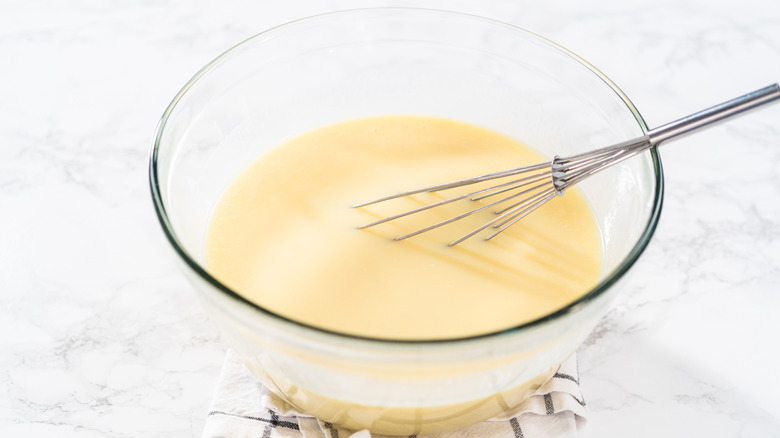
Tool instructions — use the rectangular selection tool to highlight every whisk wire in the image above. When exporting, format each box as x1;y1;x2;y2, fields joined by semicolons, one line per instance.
493;181;554;215
352;162;550;208
357;168;553;229
470;169;551;201
485;190;557;240
393;177;555;242
448;188;557;246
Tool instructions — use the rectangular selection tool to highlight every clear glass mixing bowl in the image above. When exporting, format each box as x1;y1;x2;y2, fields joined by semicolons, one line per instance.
149;8;662;435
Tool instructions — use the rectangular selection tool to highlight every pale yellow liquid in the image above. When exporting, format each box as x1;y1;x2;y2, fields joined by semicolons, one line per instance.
205;116;602;434
206;115;601;340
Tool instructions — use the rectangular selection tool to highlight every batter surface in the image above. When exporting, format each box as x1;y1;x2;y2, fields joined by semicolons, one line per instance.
206;116;601;340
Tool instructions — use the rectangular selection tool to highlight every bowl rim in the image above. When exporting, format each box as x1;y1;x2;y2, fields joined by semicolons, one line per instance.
148;7;664;345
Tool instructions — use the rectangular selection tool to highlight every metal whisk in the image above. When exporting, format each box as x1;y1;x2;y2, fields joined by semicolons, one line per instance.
354;83;780;246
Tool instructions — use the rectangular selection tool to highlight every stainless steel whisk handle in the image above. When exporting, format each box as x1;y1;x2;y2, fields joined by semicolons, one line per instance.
550;83;780;196
649;83;780;145
356;83;780;245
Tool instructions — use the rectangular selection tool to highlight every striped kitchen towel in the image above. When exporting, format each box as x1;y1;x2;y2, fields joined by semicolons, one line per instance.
203;349;587;438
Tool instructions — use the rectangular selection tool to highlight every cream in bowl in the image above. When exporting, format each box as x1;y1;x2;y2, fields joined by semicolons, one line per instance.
149;8;662;435
206;115;602;340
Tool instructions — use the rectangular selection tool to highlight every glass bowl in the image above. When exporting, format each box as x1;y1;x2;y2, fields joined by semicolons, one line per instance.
149;8;662;435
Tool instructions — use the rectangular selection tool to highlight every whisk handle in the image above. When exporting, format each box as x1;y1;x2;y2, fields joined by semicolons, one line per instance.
648;83;780;145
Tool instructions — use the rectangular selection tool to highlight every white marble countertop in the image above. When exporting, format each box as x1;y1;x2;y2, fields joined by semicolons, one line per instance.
2;0;779;436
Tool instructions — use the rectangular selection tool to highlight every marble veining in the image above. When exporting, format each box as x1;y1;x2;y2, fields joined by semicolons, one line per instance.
1;0;779;436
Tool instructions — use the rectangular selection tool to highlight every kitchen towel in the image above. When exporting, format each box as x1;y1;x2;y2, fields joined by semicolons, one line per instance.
203;349;587;438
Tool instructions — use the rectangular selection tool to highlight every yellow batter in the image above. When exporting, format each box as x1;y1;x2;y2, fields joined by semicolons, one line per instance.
206;116;601;340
